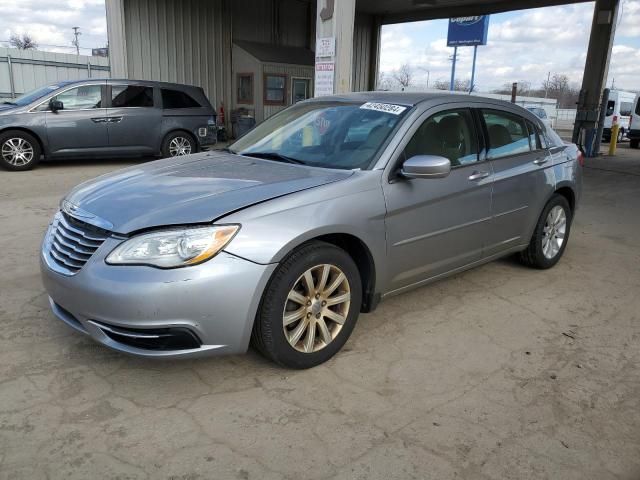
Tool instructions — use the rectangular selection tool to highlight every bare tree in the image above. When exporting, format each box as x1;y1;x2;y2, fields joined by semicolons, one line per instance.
433;78;471;92
9;33;38;50
392;64;414;88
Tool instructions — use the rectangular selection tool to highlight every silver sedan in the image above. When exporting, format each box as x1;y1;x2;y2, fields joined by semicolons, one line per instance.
41;92;582;368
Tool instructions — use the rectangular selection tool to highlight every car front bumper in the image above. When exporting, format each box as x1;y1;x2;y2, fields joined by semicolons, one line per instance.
40;229;277;359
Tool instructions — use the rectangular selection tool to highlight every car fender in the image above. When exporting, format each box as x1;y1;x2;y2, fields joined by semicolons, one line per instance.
218;170;389;293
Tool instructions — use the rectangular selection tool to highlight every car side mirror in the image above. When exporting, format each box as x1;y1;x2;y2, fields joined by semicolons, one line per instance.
50;100;64;112
400;155;451;179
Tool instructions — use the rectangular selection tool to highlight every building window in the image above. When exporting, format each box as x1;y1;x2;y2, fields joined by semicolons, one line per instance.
237;73;253;104
264;74;286;105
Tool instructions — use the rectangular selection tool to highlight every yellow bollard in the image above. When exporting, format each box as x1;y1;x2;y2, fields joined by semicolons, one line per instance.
608;124;620;156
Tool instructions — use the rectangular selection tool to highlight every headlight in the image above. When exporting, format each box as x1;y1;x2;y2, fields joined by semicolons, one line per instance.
106;225;239;268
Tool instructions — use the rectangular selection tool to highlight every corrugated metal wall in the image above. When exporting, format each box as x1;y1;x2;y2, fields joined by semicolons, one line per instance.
233;0;314;48
352;12;378;92
0;47;110;100
121;0;232;112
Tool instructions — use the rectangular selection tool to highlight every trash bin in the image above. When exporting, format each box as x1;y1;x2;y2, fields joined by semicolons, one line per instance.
235;116;256;139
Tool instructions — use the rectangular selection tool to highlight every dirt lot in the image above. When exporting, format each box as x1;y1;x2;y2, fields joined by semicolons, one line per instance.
1;145;639;480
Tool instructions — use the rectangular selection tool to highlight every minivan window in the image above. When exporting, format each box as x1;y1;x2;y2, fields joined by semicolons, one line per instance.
482;110;531;159
161;89;201;109
111;85;154;108
404;109;478;167
52;85;103;111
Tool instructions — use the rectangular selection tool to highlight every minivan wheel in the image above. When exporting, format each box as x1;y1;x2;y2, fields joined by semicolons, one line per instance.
162;132;196;158
519;194;572;269
251;241;362;369
0;131;41;171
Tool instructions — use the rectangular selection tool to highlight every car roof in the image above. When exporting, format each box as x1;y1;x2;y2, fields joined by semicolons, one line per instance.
56;78;201;90
304;90;529;110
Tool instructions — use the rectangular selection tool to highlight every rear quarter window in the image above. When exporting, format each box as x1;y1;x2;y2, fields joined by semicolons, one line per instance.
161;89;201;109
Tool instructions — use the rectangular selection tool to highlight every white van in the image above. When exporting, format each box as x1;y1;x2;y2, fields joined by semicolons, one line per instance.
629;93;639;149
602;90;636;143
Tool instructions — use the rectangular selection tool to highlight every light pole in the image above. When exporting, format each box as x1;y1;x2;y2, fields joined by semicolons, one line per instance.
72;27;81;55
417;67;430;89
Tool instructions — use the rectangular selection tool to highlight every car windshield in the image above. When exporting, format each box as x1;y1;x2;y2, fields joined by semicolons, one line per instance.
229;101;411;170
5;84;65;107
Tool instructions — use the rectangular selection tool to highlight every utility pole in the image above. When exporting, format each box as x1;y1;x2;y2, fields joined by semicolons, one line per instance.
544;71;550;98
72;27;81;55
469;45;478;93
449;47;458;91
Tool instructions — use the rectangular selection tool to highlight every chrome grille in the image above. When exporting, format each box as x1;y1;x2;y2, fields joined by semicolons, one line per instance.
46;212;110;275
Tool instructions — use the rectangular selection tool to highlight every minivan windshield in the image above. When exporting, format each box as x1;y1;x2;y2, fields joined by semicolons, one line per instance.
229;101;410;170
3;83;68;107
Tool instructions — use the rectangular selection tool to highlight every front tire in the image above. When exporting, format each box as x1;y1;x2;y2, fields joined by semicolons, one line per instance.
519;194;572;269
0;131;41;171
251;241;362;369
161;131;197;158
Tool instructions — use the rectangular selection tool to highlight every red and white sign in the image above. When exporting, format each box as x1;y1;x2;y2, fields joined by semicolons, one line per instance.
314;62;335;97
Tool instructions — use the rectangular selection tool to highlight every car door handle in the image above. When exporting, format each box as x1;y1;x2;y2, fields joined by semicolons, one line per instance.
107;116;123;123
468;171;490;181
533;157;549;165
91;117;108;123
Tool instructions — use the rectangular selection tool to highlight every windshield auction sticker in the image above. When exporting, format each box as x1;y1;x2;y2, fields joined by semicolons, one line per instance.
359;102;407;115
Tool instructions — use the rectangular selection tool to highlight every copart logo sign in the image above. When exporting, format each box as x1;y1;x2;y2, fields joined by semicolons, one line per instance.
451;16;483;26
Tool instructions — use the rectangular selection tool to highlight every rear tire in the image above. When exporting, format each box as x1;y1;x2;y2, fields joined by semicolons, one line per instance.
0;130;41;171
161;131;197;158
631;139;639;149
519;194;572;269
251;241;362;369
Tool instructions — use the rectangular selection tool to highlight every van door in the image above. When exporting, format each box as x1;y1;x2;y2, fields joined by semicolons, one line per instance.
105;84;161;155
44;83;109;157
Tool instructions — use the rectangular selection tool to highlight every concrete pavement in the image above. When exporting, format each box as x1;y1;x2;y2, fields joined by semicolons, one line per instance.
1;147;639;479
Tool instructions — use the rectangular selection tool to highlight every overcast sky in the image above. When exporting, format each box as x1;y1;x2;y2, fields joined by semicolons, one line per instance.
0;0;638;93
0;0;107;55
380;1;640;92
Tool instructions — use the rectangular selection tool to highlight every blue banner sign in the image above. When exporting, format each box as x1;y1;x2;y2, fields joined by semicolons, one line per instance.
447;16;490;47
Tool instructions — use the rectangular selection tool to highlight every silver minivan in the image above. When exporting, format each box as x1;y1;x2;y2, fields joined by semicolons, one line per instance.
0;79;217;171
41;92;583;368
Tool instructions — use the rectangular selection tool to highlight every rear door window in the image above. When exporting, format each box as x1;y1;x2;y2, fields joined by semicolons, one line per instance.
111;85;154;108
482;110;531;159
161;89;201;109
620;102;633;117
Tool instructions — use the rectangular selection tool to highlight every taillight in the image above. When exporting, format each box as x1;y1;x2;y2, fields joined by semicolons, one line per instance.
577;150;584;167
613;115;618;125
630;116;633;128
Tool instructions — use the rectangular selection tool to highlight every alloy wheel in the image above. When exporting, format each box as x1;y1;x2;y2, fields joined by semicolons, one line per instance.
282;264;351;353
542;205;567;259
168;136;192;156
1;138;34;167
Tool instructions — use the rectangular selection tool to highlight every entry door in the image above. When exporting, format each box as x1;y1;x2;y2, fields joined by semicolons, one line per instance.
383;108;493;292
105;84;162;155
291;78;311;104
45;83;109;157
480;109;555;256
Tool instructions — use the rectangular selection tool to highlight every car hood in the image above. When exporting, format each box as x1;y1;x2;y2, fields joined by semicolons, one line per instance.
0;103;20;113
64;151;353;234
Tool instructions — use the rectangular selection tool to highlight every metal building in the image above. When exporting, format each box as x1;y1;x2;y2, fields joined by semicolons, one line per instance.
106;0;619;141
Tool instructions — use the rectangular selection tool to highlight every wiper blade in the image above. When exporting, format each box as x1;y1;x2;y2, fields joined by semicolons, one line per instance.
240;151;306;165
